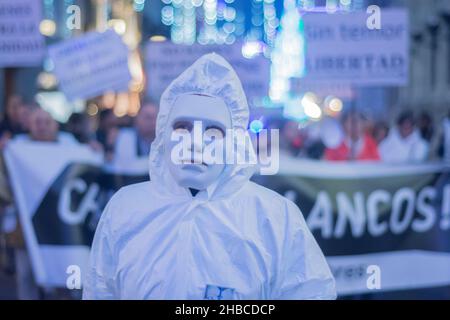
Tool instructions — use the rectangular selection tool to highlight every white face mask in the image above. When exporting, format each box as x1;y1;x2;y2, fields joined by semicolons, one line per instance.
164;94;232;191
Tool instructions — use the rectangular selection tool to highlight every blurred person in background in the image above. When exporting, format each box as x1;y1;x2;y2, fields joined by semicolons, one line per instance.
95;109;118;162
0;97;34;288
417;111;439;160
372;121;390;145
324;110;380;161
28;108;60;143
302;124;326;160
280;120;303;157
0;95;28;138
0;96;30;151
379;111;429;163
112;100;158;168
65;112;94;144
437;110;450;161
22;108;78;144
418;111;434;143
65;112;103;152
0;96;31;204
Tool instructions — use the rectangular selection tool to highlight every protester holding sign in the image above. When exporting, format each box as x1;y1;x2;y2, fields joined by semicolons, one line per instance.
83;53;336;300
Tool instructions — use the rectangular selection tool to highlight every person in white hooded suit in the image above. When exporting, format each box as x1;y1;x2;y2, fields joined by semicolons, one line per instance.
83;53;336;300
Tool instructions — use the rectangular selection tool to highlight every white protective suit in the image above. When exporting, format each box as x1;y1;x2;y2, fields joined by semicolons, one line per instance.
83;53;336;300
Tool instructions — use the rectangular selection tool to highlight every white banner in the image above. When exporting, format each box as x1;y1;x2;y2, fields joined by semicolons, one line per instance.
146;42;270;106
329;250;450;295
4;140;102;287
0;0;45;67
299;9;409;86
48;29;132;101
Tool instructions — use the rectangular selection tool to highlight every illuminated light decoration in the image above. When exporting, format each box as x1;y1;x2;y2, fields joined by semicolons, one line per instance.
223;6;236;22
114;93;130;118
328;97;343;112
198;0;218;44
87;103;99;116
225;34;236;44
250;119;264;134
35;92;84;123
37;72;58;90
133;0;146;12
302;93;322;120
300;0;357;13
108;19;127;35
128;51;145;92
300;0;315;11
248;0;264;42
326;0;338;13
323;96;343;117
223;22;235;34
283;97;307;122
102;92;116;109
234;11;246;37
269;0;306;103
182;0;196;45
44;0;55;20
339;0;352;11
40;19;56;37
217;2;225;20
262;0;278;53
217;1;235;45
150;35;167;42
170;0;197;45
242;41;263;59
43;58;55;72
42;0;55;37
161;6;174;25
192;0;204;7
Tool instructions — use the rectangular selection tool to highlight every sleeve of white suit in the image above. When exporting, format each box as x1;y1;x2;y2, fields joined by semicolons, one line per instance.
271;200;337;300
82;201;117;300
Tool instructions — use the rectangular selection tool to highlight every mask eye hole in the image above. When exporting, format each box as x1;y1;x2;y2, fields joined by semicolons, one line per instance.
173;121;193;132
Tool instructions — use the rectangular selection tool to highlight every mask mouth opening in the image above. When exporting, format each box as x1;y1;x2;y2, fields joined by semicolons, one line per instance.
181;159;209;167
191;93;213;97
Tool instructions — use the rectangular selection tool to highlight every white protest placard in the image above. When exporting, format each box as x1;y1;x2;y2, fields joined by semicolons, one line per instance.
0;0;45;67
49;29;131;101
146;42;270;106
300;9;409;86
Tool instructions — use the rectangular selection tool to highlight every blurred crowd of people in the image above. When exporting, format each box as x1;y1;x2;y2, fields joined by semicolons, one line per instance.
0;95;448;188
0;94;159;166
278;108;449;164
0;95;447;182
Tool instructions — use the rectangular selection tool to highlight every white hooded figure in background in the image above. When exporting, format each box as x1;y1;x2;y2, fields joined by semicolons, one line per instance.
83;53;336;300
